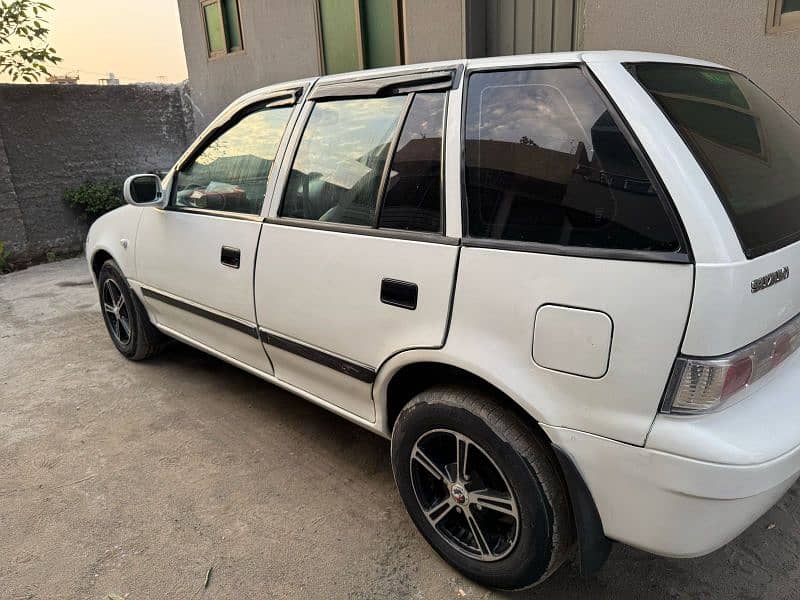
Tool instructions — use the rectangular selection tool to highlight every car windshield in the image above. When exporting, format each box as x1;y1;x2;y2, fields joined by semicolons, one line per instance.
632;63;800;258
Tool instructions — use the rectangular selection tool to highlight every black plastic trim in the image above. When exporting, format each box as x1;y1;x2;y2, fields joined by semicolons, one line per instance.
309;69;455;101
263;217;461;245
552;445;612;576
141;287;258;338
260;329;376;383
380;278;418;310
462;237;690;264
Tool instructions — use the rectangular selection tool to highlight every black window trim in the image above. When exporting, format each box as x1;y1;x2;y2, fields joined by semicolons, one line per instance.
167;87;302;221
459;62;693;265
309;67;458;101
273;73;456;244
626;61;800;259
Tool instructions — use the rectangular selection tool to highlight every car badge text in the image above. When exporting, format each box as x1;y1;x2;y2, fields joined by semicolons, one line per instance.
751;266;790;293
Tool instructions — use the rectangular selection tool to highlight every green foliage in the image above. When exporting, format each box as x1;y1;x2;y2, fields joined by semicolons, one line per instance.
64;180;123;222
0;1;61;82
0;240;11;272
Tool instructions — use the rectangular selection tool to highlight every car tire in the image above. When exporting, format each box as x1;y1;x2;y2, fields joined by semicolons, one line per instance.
98;259;165;361
391;385;573;590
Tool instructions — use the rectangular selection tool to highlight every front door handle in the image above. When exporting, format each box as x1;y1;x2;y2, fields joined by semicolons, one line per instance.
221;246;241;269
381;278;418;310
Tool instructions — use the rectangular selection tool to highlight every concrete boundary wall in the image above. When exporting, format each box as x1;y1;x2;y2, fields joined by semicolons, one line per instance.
0;83;195;267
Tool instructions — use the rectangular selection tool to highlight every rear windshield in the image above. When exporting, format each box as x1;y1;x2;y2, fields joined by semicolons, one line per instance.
632;63;800;258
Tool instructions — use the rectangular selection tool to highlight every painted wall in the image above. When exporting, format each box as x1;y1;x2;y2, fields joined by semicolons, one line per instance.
582;0;800;119
402;0;464;63
177;0;322;130
0;84;194;267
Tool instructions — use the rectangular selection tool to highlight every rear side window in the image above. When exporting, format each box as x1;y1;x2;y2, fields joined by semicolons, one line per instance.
464;67;681;253
378;93;445;232
633;63;800;258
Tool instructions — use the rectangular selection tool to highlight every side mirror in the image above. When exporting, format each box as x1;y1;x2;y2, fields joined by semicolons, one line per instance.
123;174;165;207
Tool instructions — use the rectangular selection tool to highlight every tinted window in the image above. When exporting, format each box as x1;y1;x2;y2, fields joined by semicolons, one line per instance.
464;68;680;252
281;96;406;226
175;106;292;215
634;63;800;258
378;93;445;232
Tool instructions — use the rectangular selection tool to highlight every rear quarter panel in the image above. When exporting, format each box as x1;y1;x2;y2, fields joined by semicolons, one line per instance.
444;248;693;445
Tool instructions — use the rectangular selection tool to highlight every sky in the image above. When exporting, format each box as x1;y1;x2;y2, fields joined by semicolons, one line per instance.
1;0;188;84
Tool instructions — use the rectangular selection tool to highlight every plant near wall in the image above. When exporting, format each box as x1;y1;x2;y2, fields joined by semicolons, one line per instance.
64;181;123;222
0;240;11;273
0;0;61;82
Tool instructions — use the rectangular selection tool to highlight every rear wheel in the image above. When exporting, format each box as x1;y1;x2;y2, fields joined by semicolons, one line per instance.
391;385;573;590
98;259;165;360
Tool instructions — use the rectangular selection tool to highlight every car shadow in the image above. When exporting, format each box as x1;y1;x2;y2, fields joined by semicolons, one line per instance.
150;341;800;600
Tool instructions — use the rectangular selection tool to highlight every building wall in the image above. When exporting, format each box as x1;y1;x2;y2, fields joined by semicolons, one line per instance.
178;0;322;130
582;0;800;119
402;0;465;63
0;84;194;267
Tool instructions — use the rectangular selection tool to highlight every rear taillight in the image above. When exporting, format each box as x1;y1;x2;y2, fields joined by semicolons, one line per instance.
662;313;800;415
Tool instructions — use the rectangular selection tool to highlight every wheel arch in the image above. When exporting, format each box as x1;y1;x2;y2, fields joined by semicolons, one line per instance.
374;350;548;441
374;350;612;574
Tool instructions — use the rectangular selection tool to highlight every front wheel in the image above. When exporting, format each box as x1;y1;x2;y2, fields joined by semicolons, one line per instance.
391;385;573;590
98;259;165;360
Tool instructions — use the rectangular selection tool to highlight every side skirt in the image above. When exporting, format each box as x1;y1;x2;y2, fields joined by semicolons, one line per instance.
152;322;388;439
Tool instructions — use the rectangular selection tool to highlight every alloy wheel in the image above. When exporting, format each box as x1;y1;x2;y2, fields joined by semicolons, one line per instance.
102;278;131;345
409;428;520;561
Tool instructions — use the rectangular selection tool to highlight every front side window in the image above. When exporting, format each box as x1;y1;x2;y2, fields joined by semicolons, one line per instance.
174;106;292;215
202;0;243;57
633;63;800;258
464;67;680;253
281;96;407;226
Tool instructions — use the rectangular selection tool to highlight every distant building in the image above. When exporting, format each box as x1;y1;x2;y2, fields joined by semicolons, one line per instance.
46;72;79;85
177;0;800;130
98;73;120;85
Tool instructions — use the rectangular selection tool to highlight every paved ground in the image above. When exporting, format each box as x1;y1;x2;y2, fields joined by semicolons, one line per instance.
2;258;800;599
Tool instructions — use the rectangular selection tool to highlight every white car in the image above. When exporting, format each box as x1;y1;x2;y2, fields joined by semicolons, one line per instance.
85;51;800;589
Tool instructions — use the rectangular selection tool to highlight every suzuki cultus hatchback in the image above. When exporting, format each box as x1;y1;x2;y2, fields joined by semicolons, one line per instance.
86;52;800;589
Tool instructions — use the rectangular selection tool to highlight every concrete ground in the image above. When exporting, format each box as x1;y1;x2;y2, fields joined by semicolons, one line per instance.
2;258;800;600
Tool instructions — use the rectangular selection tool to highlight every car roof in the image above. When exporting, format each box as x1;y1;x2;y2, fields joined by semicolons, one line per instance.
212;50;728;132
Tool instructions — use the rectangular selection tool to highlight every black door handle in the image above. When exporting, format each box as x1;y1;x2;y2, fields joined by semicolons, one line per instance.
221;246;241;269
381;278;418;310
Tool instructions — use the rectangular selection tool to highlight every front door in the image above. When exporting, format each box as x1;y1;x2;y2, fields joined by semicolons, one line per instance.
255;76;459;421
136;98;296;372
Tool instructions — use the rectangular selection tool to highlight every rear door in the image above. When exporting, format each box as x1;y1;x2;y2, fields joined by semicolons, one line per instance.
135;90;300;371
255;70;460;421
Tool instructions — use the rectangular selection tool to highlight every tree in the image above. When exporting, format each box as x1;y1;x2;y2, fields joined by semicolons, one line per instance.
0;1;61;82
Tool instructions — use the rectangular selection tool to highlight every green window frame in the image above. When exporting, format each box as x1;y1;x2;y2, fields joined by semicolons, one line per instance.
768;0;800;33
315;0;404;75
201;0;244;58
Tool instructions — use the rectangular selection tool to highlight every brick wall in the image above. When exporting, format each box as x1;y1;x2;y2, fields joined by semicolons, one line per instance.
0;83;194;267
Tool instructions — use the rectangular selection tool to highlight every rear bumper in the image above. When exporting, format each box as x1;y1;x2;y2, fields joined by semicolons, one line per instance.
542;424;800;557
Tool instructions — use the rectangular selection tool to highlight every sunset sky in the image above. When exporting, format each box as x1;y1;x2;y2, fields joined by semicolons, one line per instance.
1;0;188;84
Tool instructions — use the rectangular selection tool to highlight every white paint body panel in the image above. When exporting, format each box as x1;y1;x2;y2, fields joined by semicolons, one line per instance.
255;223;458;418
445;248;692;445
85;205;144;284
83;52;800;561
135;208;269;371
532;305;613;378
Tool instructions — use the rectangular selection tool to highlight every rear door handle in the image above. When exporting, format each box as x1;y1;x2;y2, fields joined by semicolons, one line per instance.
221;246;241;269
381;278;418;310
